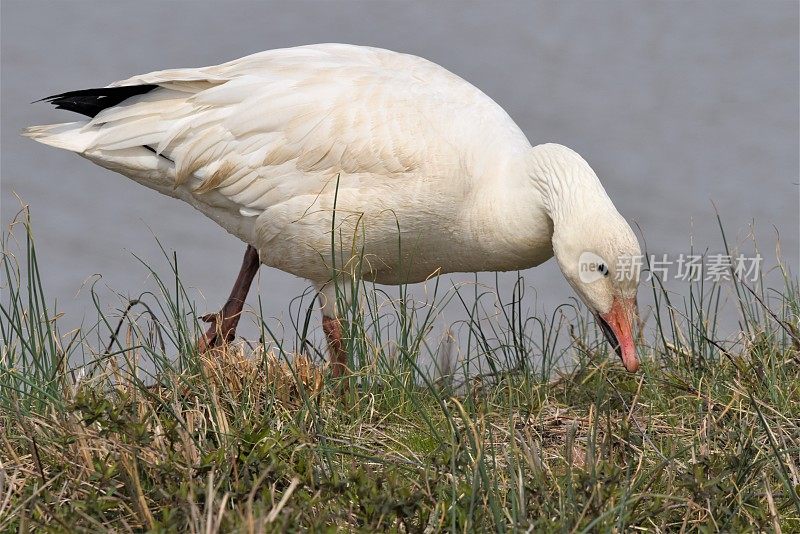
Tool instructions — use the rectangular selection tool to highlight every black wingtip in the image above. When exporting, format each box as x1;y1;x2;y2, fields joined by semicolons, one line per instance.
35;85;158;118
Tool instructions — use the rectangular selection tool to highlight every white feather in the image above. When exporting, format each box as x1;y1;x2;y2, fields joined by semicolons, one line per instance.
24;44;639;307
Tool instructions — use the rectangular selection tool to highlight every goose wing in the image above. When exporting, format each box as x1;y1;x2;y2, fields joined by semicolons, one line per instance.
64;44;521;217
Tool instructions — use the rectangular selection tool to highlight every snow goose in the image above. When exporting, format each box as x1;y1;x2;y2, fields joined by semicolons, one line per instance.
24;43;642;375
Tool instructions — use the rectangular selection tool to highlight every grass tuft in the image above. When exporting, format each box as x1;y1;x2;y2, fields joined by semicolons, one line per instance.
1;207;798;532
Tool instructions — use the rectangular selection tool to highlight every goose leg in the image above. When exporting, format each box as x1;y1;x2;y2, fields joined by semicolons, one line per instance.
322;315;348;377
198;245;260;352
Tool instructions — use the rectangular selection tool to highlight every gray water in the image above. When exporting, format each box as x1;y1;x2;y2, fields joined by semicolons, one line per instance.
1;1;798;366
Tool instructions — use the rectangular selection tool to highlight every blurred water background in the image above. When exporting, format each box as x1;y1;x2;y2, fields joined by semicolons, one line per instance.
2;1;797;370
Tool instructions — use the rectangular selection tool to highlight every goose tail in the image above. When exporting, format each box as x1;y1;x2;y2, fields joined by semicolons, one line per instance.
24;85;159;153
23;122;95;153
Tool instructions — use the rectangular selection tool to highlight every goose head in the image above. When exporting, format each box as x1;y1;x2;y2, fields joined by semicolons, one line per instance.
530;144;642;372
553;214;642;373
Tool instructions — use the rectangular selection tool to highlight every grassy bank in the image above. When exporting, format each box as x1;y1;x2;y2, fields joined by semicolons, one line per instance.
1;210;799;532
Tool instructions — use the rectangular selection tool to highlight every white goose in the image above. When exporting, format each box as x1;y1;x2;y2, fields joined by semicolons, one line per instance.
25;44;642;375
